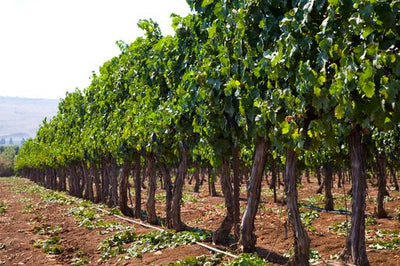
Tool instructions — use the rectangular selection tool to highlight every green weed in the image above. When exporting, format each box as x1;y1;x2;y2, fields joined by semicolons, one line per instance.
368;230;400;250
33;236;63;254
182;193;199;204
226;253;269;265
32;224;62;236
283;248;321;264
40;190;74;205
99;230;210;260
70;250;89;265
328;220;350;236
300;209;320;232
0;201;7;214
365;216;377;226
305;194;325;207
167;254;223;266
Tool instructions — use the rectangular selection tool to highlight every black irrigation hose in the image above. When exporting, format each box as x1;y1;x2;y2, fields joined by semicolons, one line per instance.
301;204;400;221
301;204;351;215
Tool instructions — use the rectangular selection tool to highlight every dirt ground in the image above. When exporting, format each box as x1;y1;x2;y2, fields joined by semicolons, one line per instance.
0;176;399;265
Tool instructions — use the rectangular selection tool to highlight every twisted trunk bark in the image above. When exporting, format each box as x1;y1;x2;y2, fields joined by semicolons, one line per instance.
193;164;200;193
134;153;142;219
91;163;102;203
389;166;399;191
286;149;310;266
101;159;110;203
340;125;369;266
240;137;268;252
324;162;334;211
119;160;133;216
375;152;388;218
316;167;322;186
208;165;217;197
109;158;119;207
232;145;241;243
213;156;234;245
146;154;158;224
159;162;173;228
171;146;188;231
269;154;277;203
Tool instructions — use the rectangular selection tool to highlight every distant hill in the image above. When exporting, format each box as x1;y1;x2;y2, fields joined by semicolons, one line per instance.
0;96;59;145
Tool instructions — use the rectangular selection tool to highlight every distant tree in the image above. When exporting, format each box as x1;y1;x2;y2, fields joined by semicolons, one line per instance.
0;146;17;176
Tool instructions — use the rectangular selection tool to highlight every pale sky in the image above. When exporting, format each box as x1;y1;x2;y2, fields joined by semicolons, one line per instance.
0;0;190;99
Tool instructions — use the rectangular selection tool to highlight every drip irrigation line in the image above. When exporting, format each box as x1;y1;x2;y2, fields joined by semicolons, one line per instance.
301;204;351;215
113;214;164;232
95;207;238;259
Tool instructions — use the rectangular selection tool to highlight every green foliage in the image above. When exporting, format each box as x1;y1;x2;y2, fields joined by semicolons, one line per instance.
108;207;122;215
365;216;377;226
155;192;166;203
309;249;321;263
328;220;350;236
40;190;75;205
99;230;210;260
167;254;223;266
98;231;137;259
12;2;400;264
69;206;98;220
330;216;377;236
33;236;63;254
15;0;400;194
383;195;395;203
182;193;199;204
226;253;269;266
368;230;400;250
300;209;320;232
70;250;89;265
303;194;325;208
22;203;43;214
0;201;7;214
126;230;209;259
0;146;17;176
32;224;62;236
284;248;321;263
